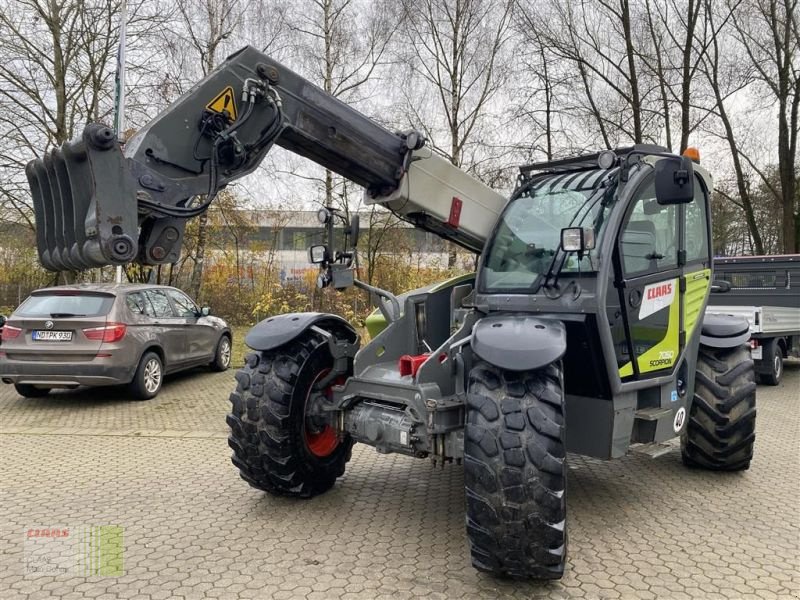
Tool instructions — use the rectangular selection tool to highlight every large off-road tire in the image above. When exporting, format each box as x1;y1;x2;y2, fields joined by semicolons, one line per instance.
226;330;353;498
464;360;567;580
757;338;783;386
681;345;756;471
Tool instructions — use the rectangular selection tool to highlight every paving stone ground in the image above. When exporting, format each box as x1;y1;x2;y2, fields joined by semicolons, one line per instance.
0;362;797;599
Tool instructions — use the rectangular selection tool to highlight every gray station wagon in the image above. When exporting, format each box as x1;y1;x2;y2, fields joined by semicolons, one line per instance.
0;284;231;399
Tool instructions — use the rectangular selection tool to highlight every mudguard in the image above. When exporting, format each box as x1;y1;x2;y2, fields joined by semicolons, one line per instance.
245;312;357;352
471;315;566;372
700;313;751;348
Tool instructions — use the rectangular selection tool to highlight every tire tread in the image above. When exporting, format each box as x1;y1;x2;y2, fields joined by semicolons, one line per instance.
226;331;352;497
464;361;567;580
681;345;756;471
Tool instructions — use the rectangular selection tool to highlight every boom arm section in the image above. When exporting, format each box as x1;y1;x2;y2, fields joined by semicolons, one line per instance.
26;45;505;271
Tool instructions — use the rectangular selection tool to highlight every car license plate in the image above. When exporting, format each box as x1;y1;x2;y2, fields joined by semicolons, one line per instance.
32;330;73;341
751;346;762;360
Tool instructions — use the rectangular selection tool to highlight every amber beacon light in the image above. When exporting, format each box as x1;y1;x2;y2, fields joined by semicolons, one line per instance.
683;147;701;163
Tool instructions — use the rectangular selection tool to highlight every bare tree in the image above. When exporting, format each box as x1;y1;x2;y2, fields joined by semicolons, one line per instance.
399;0;513;265
164;0;245;298
730;0;800;252
698;0;765;253
639;0;707;151
530;0;651;147
0;0;164;232
286;0;398;217
400;0;513;166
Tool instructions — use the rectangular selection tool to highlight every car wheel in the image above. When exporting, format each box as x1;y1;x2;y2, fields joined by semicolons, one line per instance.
211;335;232;372
758;339;783;386
14;383;51;398
130;352;163;400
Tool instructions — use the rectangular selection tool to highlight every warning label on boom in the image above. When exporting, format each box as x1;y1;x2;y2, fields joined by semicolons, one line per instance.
206;86;237;120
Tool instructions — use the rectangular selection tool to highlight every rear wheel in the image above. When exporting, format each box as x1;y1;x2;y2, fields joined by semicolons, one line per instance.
226;330;353;498
464;361;567;579
14;383;51;398
757;339;782;386
129;352;163;400
681;345;756;471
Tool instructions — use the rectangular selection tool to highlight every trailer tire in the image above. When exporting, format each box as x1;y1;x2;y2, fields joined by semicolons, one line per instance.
681;345;756;471
757;338;782;386
464;361;567;580
226;330;353;498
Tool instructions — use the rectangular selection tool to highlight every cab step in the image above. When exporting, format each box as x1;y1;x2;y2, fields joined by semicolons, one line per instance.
630;442;677;458
634;407;672;421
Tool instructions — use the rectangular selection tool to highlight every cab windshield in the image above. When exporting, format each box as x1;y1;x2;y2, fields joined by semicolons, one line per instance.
481;168;616;292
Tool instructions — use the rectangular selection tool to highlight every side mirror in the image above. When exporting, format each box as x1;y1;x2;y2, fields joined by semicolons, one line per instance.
308;244;329;264
200;306;211;317
710;280;731;294
561;227;596;253
655;156;694;205
0;315;6;328
347;214;360;248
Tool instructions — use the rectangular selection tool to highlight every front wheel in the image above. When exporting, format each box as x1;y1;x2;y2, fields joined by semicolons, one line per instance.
681;345;756;471
226;330;353;498
210;334;232;372
464;361;567;580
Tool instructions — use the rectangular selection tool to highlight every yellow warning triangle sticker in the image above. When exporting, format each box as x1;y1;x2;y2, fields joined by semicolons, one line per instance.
206;86;237;120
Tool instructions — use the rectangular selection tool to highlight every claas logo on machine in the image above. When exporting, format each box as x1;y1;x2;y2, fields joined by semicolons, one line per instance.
646;282;673;300
206;86;237;120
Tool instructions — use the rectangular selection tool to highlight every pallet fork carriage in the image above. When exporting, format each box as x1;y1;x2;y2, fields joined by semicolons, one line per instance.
26;46;756;579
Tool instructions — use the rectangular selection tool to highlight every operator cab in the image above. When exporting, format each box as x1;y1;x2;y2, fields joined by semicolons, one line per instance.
476;147;713;393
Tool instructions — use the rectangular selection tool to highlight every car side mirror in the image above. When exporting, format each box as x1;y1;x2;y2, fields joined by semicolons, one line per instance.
0;315;6;328
655;156;694;205
200;306;211;317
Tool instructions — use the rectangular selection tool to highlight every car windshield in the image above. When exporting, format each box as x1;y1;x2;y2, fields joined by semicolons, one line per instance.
15;293;114;317
481;168;616;292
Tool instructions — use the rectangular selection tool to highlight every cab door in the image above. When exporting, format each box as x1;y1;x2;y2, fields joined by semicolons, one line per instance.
613;176;683;380
681;179;712;346
612;171;712;381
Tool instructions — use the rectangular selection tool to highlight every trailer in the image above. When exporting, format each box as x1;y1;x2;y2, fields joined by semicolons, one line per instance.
707;255;800;385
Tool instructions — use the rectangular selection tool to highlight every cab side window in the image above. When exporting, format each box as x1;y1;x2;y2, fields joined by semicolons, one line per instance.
145;290;175;318
620;180;678;275
684;178;710;264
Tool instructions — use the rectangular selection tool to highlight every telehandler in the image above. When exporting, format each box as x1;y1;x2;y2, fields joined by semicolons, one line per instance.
26;46;756;579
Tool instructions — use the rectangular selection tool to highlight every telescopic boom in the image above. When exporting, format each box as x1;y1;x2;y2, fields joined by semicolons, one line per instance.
26;46;506;271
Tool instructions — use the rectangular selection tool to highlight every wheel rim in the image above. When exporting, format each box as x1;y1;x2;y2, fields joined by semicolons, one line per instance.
304;369;342;458
774;354;782;379
220;339;231;367
143;358;162;393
